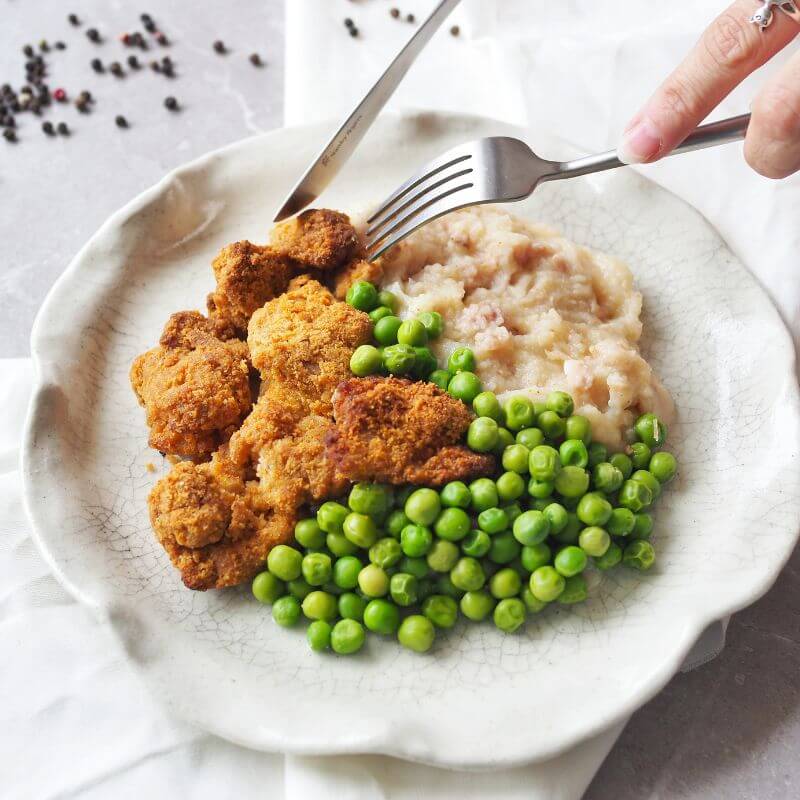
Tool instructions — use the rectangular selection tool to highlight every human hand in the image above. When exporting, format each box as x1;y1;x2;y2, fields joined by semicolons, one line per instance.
618;0;800;178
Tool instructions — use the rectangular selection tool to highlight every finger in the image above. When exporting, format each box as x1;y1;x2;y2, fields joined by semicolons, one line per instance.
618;0;799;164
745;47;800;177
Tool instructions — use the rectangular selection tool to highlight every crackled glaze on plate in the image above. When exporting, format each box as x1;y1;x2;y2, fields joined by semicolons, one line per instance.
21;113;800;769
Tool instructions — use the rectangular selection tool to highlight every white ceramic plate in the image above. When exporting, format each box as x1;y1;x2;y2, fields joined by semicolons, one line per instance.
22;112;800;769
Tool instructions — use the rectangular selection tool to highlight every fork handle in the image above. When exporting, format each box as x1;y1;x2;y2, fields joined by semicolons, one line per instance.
551;113;751;180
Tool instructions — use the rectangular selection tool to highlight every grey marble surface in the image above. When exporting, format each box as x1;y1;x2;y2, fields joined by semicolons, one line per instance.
2;2;798;798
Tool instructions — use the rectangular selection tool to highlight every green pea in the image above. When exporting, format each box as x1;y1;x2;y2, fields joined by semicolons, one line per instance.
267;544;302;581
543;502;569;534
390;572;419;606
564;415;591;445
397;615;435;652
513;510;550;546
472;391;503;421
528;475;556;498
502;502;523;524
576;492;613;526
537;410;566;440
373;315;403;346
494;427;515;454
607;507;636;537
440;480;471;509
520;542;551;573
632;513;654;540
557;439;587;470
461;529;491;558
426;539;460;573
529;445;561;482
503;396;536;431
412;346;438;379
363;599;401;635
554;465;589;499
631;469;661;501
618;479;653;513
467;416;499;453
448;371;482;403
516;427;544;449
450;557;486;592
623;540;656;571
400;524;433;557
488;530;521;564
383;343;417;375
478;507;509;534
358;564;390;597
629;442;651;469
252;571;285;604
349;344;381;376
447;346;476;373
493;598;527;633
397;319;428;347
326;531;359;557
301;590;338;621
338;591;367;621
317;501;349;534
593;462;624;494
546;390;574;417
489;567;522;599
349;482;392;518
649;451;677;483
343;512;379;548
306;620;332;652
502;443;530;474
423;594;458;628
416;310;443;338
369;537;403;569
386;509;410;538
635;412;667;449
558;574;588;604
435;507;471;541
554;545;587;577
332;555;362;589
294;518;325;549
272;595;301;627
530;566;566;602
331;618;366;655
460;590;496;622
405;488;441;526
287;577;313;600
346;280;379;311
496;471;526;502
595;542;622;570
520;586;548;614
428;369;451;391
587;442;608;468
553;512;583;545
302;552;332;586
369;305;393;323
469;478;499;512
609;452;633;478
378;289;399;312
399;555;429;579
578;526;611;557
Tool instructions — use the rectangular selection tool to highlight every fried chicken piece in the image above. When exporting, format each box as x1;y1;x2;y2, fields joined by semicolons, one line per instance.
329;257;384;301
271;208;360;270
247;277;373;417
131;311;253;462
148;450;295;590
326;377;496;486
206;241;296;336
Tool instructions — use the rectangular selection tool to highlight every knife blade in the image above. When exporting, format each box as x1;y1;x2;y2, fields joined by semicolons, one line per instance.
273;0;462;222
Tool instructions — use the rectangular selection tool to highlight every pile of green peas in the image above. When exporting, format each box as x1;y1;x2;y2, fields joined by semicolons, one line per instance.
251;390;677;654
345;280;485;402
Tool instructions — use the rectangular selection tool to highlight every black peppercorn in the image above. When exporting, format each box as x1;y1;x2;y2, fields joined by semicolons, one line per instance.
164;96;179;111
128;55;140;69
109;62;124;77
39;40;50;52
156;32;169;46
91;58;104;73
87;28;101;43
55;41;66;50
344;18;355;28
115;115;128;128
450;25;460;36
349;27;359;37
68;13;80;26
23;44;34;57
57;121;69;135
213;40;226;54
3;128;17;142
390;8;400;19
407;14;415;23
249;53;263;66
42;121;55;135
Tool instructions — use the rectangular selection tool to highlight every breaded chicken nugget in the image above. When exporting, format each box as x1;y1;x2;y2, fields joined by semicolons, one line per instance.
271;208;360;270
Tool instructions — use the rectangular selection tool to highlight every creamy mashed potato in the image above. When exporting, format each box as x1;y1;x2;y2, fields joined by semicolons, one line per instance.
380;206;674;450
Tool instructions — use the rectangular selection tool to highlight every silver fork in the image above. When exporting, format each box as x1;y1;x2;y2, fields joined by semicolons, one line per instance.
365;114;751;261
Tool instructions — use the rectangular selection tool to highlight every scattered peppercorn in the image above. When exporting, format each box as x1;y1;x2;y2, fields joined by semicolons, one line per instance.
127;54;140;69
150;59;162;73
3;128;17;142
213;40;226;54
450;25;460;36
55;41;66;50
144;19;156;33
164;96;179;111
407;13;415;23
349;27;359;37
68;13;80;26
156;32;169;46
78;90;92;104
344;18;355;29
115;115;128;128
91;58;104;73
249;52;263;66
23;44;34;57
121;32;132;46
390;8;400;18
140;13;153;24
42;121;55;135
109;61;124;77
39;40;50;52
54;88;67;102
57;122;69;135
87;28;101;43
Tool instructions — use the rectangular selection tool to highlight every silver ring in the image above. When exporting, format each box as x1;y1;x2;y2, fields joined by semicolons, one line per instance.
750;0;800;31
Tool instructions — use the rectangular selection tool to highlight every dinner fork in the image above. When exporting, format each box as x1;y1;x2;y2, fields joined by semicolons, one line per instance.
365;113;751;260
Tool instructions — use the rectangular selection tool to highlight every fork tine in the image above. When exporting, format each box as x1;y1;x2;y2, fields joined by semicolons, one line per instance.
366;143;474;225
366;185;481;261
366;165;474;238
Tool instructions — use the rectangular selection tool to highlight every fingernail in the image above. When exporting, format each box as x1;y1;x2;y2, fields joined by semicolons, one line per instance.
617;116;662;164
